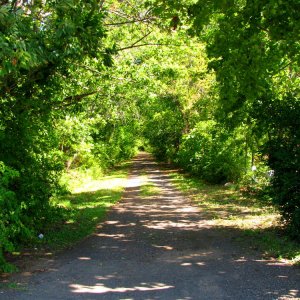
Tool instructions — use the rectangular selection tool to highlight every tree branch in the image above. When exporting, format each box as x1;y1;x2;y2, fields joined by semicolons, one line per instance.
55;90;102;109
115;31;159;52
116;43;180;51
99;0;105;11
108;9;134;20
131;31;152;47
104;17;155;26
64;91;99;102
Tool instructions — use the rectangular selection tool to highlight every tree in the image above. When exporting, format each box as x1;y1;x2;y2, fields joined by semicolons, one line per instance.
187;0;300;235
0;0;111;269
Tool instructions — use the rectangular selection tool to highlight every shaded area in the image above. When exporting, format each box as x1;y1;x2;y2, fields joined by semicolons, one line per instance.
1;153;299;299
169;169;300;262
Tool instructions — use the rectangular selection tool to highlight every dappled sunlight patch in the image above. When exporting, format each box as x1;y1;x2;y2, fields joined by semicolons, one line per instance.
105;221;120;225
125;175;146;188
177;253;213;260
161;252;213;267
96;233;126;239
152;245;173;251
170;172;280;230
233;257;248;263
94;275;117;281
137;172;162;197
174;207;199;213
73;178;126;193
252;258;300;269
278;289;300;300
114;222;137;228
214;213;280;230
143;219;211;230
181;262;192;266
288;290;300;298
70;282;175;294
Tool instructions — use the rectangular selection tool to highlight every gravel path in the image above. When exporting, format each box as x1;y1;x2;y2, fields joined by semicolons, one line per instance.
1;153;299;300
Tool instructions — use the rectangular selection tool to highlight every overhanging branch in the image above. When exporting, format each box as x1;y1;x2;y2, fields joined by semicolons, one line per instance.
104;17;155;26
54;90;103;109
116;43;179;51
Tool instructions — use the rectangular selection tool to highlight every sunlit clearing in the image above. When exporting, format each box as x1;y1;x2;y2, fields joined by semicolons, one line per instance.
70;282;175;294
73;178;126;193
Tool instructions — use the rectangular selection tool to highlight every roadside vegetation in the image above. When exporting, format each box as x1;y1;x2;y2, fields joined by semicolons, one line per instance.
2;163;130;273
140;181;161;198
169;171;300;265
0;0;299;272
45;162;130;251
139;171;161;198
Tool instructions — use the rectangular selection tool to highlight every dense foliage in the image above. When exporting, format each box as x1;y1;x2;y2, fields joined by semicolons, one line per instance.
0;0;299;271
0;0;140;271
189;0;300;237
148;0;299;237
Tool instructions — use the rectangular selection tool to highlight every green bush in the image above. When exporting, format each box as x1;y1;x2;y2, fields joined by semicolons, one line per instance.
239;161;272;192
177;121;246;183
266;134;300;238
0;162;27;272
143;95;185;161
261;95;300;239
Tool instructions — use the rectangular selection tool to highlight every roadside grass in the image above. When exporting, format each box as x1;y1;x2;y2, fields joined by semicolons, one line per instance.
0;162;130;279
140;183;161;197
169;171;300;265
140;174;161;197
138;168;161;198
38;162;131;252
0;282;27;291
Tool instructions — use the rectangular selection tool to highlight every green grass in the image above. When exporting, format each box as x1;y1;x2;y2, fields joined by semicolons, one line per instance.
169;171;300;265
0;162;130;278
140;174;161;197
138;171;161;198
40;162;130;252
0;282;27;291
140;183;161;197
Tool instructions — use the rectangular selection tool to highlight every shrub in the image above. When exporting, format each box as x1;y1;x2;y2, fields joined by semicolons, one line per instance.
0;162;28;272
177;121;246;184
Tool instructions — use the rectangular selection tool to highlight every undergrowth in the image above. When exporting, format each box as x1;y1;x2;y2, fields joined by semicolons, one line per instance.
2;162;130;272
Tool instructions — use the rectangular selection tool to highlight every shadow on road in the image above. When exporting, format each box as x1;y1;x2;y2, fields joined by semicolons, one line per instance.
1;153;299;300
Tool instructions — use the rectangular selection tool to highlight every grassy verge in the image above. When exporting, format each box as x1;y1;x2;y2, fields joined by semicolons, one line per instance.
140;183;161;197
169;171;300;265
140;173;161;197
5;162;131;266
43;162;131;251
0;282;27;291
0;162;131;283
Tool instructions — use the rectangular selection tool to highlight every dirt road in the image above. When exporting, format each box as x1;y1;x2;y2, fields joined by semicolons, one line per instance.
1;153;299;299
